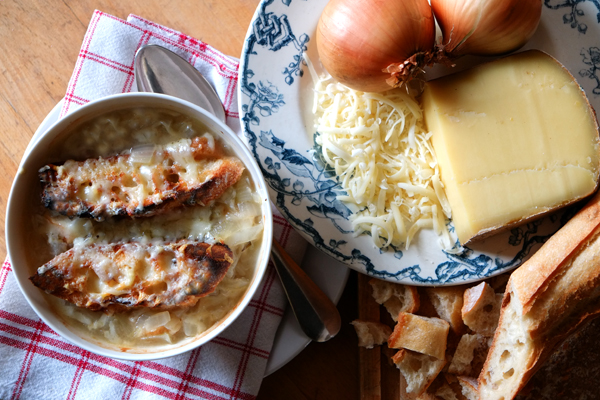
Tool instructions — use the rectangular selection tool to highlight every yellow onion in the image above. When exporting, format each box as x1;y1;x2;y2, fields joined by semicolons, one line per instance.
432;0;542;57
316;0;436;92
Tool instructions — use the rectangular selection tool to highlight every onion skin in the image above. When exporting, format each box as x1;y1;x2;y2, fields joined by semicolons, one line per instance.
316;0;436;92
432;0;542;57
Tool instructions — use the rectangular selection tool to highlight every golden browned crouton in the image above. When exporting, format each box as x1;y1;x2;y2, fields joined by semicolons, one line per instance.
40;136;244;219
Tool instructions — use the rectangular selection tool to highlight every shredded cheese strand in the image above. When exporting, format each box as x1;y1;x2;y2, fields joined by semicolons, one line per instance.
312;73;457;251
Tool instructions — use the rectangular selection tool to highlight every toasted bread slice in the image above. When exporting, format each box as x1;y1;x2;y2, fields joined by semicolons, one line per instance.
30;240;233;312
40;136;244;219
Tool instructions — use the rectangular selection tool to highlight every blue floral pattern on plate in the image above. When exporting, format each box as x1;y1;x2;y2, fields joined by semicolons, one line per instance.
238;0;600;285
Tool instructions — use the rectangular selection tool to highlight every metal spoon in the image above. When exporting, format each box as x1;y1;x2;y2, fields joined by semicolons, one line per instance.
134;44;342;342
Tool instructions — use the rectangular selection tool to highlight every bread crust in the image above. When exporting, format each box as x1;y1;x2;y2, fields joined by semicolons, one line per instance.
456;376;478;400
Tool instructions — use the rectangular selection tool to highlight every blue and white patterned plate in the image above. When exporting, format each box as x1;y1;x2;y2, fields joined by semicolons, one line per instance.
238;0;600;285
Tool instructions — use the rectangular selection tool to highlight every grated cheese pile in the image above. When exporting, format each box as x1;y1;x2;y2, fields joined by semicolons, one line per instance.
308;66;456;251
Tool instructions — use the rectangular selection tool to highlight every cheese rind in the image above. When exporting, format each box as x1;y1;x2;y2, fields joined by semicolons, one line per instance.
423;50;600;244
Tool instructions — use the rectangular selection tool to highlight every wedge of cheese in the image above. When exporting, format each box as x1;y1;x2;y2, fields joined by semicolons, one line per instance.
422;50;600;245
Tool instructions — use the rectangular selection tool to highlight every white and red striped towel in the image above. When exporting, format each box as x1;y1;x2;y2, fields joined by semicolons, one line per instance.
0;11;308;400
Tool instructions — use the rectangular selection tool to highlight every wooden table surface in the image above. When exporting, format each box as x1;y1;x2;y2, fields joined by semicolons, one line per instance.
0;1;361;399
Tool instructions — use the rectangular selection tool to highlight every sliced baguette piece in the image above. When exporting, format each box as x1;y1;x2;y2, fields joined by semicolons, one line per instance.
478;191;600;400
393;349;446;398
350;320;392;348
369;279;420;321
462;282;502;336
426;286;466;334
388;312;450;360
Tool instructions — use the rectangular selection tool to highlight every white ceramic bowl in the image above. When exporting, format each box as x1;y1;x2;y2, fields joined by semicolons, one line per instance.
5;92;273;360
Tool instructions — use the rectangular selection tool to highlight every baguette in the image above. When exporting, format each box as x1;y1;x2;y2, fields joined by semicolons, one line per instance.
478;191;600;400
435;384;459;400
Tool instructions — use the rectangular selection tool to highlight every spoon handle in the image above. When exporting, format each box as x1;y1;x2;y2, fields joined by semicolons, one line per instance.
270;239;342;342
